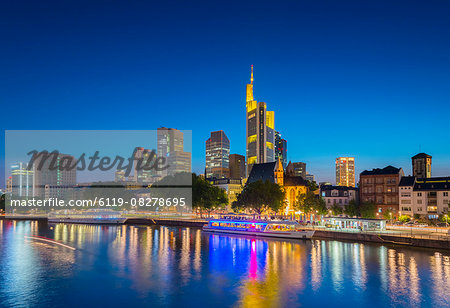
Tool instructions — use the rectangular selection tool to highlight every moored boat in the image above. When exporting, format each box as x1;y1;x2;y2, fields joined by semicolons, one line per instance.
48;209;127;224
202;219;315;239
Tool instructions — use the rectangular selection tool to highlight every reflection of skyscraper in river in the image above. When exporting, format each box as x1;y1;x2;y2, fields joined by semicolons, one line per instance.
157;127;191;177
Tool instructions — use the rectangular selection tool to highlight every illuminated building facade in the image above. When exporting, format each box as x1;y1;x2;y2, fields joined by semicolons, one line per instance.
157;127;191;176
11;162;34;197
205;131;230;179
399;176;450;219
336;157;355;187
274;131;287;170
412;153;432;178
246;65;275;176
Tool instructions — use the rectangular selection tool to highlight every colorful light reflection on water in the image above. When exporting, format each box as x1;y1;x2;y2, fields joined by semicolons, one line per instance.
1;220;450;307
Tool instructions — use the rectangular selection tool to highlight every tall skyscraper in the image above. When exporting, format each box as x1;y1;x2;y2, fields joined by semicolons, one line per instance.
31;152;77;199
274;131;287;170
133;147;157;183
157;127;191;176
246;65;275;176
205;131;230;179
11;162;34;197
412;153;432;178
336;157;355;187
229;154;246;180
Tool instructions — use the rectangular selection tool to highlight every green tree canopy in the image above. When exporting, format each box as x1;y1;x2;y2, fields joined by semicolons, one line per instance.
399;215;410;223
330;203;343;216
232;180;284;214
360;202;376;219
343;200;359;217
294;191;327;215
305;180;318;192
192;174;228;217
382;209;393;220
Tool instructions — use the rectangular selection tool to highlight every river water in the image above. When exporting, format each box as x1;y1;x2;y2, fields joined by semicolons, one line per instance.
0;220;449;307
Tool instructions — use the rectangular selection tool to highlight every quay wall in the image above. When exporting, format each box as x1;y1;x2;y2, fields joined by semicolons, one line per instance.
2;215;47;221
125;218;207;228
313;230;450;250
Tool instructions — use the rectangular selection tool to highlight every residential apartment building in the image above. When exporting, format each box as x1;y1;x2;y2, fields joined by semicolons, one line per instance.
320;185;359;208
359;165;404;215
399;176;450;219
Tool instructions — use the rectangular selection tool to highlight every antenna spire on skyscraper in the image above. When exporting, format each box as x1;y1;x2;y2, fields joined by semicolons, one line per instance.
250;65;254;85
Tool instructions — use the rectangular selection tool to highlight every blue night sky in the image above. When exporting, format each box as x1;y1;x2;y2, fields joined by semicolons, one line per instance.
1;0;450;186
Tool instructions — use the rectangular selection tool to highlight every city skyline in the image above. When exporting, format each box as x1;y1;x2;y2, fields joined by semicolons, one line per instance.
1;1;450;186
2;2;450;307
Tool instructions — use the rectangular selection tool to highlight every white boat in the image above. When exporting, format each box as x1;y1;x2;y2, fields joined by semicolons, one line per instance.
202;219;315;239
48;210;127;224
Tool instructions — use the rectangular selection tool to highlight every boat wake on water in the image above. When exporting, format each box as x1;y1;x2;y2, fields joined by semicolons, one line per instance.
24;235;77;251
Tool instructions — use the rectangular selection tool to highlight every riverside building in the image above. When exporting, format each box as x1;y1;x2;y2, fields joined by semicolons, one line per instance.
399;176;450;219
359;166;404;216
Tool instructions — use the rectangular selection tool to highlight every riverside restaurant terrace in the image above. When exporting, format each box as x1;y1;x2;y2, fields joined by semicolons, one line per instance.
320;217;387;231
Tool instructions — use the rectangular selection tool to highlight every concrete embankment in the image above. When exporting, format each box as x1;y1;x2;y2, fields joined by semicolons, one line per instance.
313;230;450;250
1;216;208;227
125;218;207;228
1;215;47;221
